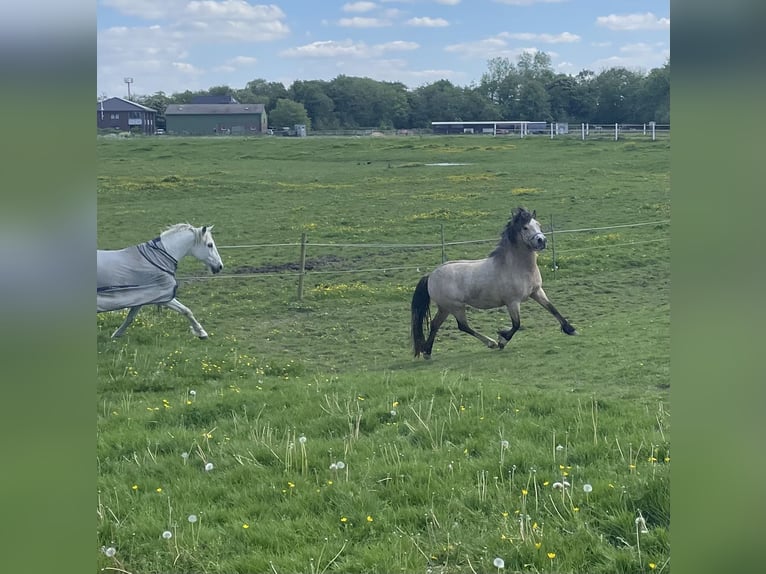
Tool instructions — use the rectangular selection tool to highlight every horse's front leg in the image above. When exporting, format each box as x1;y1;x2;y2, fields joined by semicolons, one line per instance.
530;288;577;335
497;301;521;349
163;298;209;339
111;306;142;338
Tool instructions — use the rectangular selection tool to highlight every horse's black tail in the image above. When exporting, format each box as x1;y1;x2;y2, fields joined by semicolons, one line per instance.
411;275;431;357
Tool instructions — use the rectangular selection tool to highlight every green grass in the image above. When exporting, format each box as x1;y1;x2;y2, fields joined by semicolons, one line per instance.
97;135;670;573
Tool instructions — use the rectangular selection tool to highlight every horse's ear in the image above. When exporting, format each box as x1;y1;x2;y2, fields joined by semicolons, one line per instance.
202;226;207;234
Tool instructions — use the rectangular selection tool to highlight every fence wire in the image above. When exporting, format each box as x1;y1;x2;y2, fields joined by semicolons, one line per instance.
180;219;669;282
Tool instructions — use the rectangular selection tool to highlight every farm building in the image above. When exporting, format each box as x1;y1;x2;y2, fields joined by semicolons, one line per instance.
165;102;268;135
97;97;158;134
432;121;547;135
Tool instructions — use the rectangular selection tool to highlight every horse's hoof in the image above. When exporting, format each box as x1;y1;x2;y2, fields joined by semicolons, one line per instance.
563;325;578;336
487;340;498;349
423;354;432;360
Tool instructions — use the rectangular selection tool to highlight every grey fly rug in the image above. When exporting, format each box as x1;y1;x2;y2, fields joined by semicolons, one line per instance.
97;237;178;312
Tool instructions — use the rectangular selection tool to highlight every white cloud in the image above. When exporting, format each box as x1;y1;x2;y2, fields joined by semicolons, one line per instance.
445;36;541;62
171;62;203;74
406;17;449;27
101;0;186;20
434;0;461;5
281;39;417;59
342;1;377;12
596;12;670;31
181;1;290;41
493;0;567;5
338;17;391;27
591;42;669;71
502;31;579;43
228;56;258;65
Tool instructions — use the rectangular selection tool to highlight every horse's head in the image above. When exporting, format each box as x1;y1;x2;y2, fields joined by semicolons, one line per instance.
191;225;224;274
511;207;546;251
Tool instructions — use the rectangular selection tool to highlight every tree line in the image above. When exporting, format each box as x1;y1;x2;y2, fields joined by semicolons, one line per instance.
131;52;669;132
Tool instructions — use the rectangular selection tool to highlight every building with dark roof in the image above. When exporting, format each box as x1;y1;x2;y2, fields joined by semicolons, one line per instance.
97;97;158;134
165;103;268;135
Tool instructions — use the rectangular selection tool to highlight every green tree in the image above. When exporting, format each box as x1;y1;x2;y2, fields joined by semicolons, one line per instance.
592;67;643;123
637;60;670;123
289;80;337;130
236;79;289;112
268;98;311;130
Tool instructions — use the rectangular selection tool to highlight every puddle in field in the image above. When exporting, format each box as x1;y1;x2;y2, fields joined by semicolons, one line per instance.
424;162;473;166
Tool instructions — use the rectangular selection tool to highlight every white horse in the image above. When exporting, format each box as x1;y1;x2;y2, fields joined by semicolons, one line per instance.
97;223;223;339
411;207;576;358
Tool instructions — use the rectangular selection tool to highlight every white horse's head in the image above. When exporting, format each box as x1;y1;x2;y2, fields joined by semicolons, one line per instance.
190;225;223;274
513;208;546;251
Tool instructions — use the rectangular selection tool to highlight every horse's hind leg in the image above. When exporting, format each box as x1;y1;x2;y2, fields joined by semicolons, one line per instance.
111;306;142;338
423;308;450;359
453;308;498;349
530;288;577;335
164;298;209;339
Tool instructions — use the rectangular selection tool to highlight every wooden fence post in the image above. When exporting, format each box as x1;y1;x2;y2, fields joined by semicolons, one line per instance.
297;232;307;300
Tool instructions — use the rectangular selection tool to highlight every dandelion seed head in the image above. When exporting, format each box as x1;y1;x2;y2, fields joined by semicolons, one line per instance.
205;462;214;471
103;546;116;557
162;530;172;539
299;435;307;444
336;461;346;470
181;452;189;459
552;482;563;489
556;444;564;451
390;410;397;416
188;514;197;523
583;483;593;493
189;390;196;396
493;557;505;569
329;463;337;471
500;440;509;449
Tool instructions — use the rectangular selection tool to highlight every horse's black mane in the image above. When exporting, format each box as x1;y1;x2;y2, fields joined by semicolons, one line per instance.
489;207;534;257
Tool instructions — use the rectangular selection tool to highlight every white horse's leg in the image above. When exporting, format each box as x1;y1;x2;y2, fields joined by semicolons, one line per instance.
111;306;142;338
163;298;209;339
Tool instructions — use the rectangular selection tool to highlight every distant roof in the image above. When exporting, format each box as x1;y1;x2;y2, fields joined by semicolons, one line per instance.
431;121;543;126
98;97;157;113
165;103;266;115
191;95;238;104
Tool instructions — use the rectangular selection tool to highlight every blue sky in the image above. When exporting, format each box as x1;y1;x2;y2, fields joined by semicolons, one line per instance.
97;0;669;99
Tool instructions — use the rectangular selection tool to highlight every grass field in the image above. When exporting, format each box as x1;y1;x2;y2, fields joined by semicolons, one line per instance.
97;135;670;573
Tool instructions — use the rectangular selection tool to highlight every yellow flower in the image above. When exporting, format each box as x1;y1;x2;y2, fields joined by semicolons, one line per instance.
287;481;295;489
340;516;348;523
501;511;509;518
547;552;556;559
572;506;579;512
543;481;549;486
327;480;333;485
535;542;542;549
366;515;373;522
242;523;249;529
649;563;657;570
155;487;162;493
521;489;528;496
131;484;138;491
392;401;399;407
